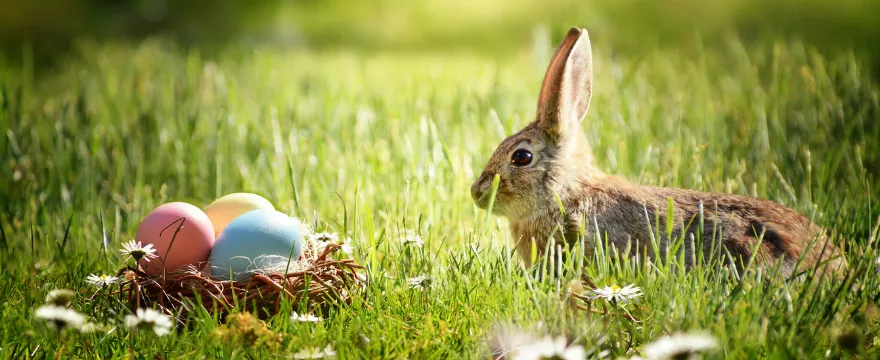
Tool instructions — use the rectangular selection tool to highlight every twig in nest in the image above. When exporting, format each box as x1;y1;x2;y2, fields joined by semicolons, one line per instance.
110;242;366;319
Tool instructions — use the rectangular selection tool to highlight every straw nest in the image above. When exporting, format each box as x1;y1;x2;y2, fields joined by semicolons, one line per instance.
112;241;365;319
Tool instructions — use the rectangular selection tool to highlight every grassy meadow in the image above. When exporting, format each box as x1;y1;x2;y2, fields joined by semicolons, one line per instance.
2;19;880;359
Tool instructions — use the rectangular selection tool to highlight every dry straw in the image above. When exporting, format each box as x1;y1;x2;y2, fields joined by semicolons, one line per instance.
112;242;365;320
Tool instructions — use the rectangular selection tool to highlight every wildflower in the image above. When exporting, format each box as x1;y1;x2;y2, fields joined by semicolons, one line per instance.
80;322;107;334
125;308;173;336
340;238;354;256
310;232;339;243
588;284;642;305
34;305;85;331
312;233;354;257
407;275;433;290
566;280;585;295
401;231;424;248
86;274;120;287
124;270;137;282
291;312;322;323
505;335;585;360
120;240;158;263
489;325;538;359
293;345;337;359
311;232;338;255
642;332;718;359
45;289;75;307
34;259;52;272
566;280;586;311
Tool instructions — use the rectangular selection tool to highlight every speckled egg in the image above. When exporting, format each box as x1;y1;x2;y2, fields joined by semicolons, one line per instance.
204;193;276;237
135;202;215;275
209;209;303;280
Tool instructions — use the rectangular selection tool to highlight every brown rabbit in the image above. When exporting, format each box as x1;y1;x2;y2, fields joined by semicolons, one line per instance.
471;27;847;279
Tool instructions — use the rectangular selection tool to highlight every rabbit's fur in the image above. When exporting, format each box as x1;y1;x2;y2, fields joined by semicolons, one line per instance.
471;27;846;278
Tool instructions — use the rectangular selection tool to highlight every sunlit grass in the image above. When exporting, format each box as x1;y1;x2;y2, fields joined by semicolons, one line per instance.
0;33;879;358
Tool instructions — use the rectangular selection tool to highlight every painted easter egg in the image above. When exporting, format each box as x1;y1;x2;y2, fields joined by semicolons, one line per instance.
204;193;275;237
209;209;303;280
135;202;215;275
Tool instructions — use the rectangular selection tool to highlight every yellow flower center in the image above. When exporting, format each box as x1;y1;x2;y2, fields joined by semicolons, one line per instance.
610;285;621;294
99;275;108;281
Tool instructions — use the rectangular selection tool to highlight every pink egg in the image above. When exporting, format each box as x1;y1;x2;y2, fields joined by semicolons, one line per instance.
135;202;215;275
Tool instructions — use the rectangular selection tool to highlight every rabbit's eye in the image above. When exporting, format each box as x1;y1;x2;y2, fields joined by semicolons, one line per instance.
510;149;533;166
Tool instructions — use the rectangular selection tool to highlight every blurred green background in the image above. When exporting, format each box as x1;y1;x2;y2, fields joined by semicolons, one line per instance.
2;0;879;65
2;2;879;358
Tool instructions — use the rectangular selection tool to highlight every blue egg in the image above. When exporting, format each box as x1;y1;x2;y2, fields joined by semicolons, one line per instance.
209;209;303;279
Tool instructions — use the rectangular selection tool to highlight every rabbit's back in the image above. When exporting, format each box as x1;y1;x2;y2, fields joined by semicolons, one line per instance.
512;175;847;277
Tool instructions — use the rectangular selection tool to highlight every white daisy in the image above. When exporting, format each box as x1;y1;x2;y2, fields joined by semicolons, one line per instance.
86;274;120;287
45;289;75;307
507;335;585;360
310;232;339;243
80;322;107;334
293;345;337;359
642;332;718;359
34;305;86;331
314;235;355;257
407;275;433;289
315;241;331;254
291;312;322;323
401;232;424;248
340;238;354;256
120;240;158;262
125;308;173;336
588;284;642;304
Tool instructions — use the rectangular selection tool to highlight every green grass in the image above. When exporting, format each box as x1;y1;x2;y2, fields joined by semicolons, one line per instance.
1;33;879;359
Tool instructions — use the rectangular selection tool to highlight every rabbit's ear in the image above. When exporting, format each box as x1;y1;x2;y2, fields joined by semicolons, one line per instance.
535;27;593;141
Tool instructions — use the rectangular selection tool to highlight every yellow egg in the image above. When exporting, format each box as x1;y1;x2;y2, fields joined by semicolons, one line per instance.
204;193;275;237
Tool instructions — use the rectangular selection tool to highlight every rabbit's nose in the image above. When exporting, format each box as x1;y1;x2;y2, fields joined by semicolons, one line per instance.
471;176;491;201
470;180;484;201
